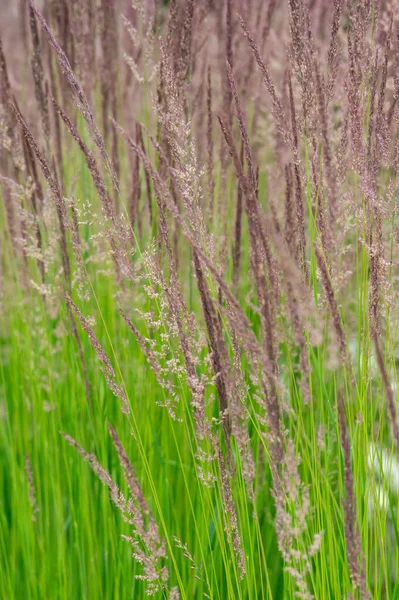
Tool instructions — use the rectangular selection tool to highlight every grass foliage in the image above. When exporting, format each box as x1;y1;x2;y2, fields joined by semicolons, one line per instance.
1;1;399;598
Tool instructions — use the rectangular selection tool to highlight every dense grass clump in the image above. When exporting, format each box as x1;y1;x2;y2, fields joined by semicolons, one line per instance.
2;1;399;598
